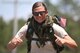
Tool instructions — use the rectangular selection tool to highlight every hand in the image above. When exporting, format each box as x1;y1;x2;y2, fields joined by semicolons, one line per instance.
7;37;23;51
54;35;65;46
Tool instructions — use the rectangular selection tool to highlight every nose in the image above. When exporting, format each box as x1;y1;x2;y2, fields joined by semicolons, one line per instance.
38;13;41;16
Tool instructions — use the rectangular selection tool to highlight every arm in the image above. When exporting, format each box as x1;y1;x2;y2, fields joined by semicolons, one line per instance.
52;23;78;49
7;24;28;51
55;35;77;49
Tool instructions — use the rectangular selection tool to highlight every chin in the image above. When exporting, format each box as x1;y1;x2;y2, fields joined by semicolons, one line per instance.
36;19;45;23
37;21;43;23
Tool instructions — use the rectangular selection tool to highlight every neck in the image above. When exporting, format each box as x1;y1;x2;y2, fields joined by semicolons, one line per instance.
34;19;46;25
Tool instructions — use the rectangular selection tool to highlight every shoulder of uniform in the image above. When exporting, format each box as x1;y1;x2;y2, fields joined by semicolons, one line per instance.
44;15;55;26
51;15;57;20
48;15;56;22
48;15;60;25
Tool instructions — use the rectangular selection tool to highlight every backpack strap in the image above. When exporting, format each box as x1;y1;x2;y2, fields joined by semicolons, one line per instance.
46;26;64;53
26;17;34;53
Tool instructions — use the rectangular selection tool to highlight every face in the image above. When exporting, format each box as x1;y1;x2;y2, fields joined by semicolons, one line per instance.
33;6;48;23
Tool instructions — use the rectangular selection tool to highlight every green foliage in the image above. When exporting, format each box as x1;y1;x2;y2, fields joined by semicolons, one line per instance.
0;17;26;53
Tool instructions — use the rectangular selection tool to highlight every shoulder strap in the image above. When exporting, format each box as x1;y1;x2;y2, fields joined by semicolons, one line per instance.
26;16;34;53
44;15;64;53
46;26;64;53
44;15;54;26
44;15;60;26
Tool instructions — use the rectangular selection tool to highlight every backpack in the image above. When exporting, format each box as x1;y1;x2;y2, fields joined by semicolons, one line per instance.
54;15;67;28
26;15;66;53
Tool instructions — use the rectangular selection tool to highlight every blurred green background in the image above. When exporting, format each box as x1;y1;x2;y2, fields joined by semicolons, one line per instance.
0;0;80;53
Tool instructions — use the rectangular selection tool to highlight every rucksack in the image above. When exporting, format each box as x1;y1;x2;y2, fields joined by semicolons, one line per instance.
26;15;66;53
54;15;67;28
